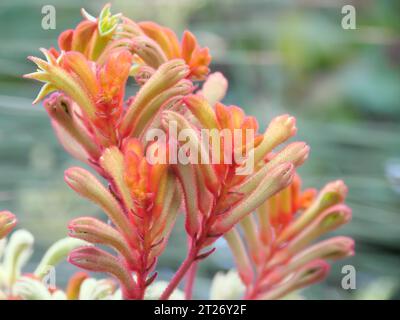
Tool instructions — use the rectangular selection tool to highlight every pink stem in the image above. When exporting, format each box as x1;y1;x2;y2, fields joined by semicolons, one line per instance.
184;262;198;300
160;244;198;300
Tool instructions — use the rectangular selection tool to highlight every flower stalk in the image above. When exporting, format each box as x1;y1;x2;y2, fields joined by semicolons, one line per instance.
23;3;354;300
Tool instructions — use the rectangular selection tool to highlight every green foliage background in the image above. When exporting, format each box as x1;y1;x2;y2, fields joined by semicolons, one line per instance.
0;0;399;299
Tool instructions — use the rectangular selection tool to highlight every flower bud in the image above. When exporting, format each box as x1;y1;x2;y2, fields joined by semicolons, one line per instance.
199;72;228;106
213;162;295;234
0;211;17;239
292;236;354;267
149;186;182;260
120;59;189;137
68;246;137;299
43;93;100;159
131;79;193;137
162;110;220;193
172;162;200;237
100;147;134;211
68;217;139;270
269;204;352;267
277;180;348;243
233;142;309;195
259;260;330;300
184;94;220;130
263;236;354;286
64;167;136;246
266;142;310;169
131;36;168;68
253;114;297;165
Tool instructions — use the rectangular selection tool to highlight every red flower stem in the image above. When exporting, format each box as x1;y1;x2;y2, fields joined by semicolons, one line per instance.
160;192;224;300
184;261;198;300
160;242;198;300
136;270;147;300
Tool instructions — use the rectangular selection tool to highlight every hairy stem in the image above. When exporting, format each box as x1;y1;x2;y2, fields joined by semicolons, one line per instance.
160;243;198;300
184;261;198;300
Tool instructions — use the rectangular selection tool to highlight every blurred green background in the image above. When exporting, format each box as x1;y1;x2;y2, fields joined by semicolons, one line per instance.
0;0;399;299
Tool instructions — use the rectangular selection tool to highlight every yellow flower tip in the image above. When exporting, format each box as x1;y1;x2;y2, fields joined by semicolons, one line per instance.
318;180;348;210
319;204;352;231
323;179;348;200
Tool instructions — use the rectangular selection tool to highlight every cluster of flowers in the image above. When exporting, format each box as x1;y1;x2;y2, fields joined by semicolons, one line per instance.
1;4;355;300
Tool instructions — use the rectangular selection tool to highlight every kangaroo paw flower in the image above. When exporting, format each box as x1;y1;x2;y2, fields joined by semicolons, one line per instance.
222;176;353;300
24;4;354;301
199;72;229;106
68;246;137;299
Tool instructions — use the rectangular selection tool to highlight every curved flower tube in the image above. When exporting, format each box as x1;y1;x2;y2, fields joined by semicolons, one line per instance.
65;139;181;299
159;96;309;299
224;177;354;299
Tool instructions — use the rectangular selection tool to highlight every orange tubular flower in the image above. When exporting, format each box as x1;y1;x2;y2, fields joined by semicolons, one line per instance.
159;94;309;299
66;139;181;299
171;95;308;237
138;22;211;80
26;49;190;168
225;177;354;299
